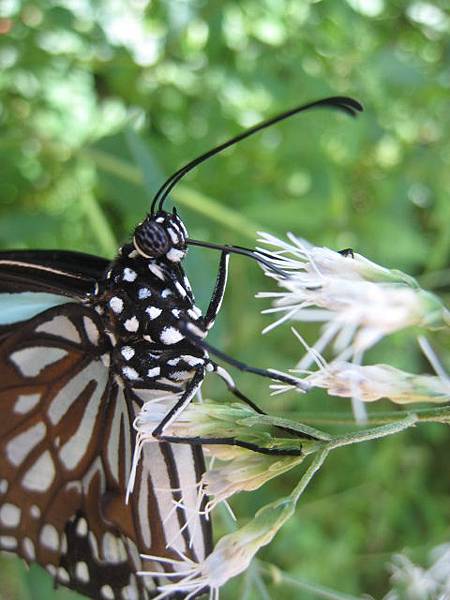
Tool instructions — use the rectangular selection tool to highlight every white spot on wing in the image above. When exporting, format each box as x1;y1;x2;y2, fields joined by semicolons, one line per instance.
76;517;88;537
138;288;151;299
138;474;151;548
76;561;90;583
58;367;107;470
107;395;122;484
0;535;17;550
48;362;105;425
40;524;59;551
14;393;40;415
83;316;100;345
58;567;69;583
23;537;35;560
36;315;81;343
11;347;68;377
0;503;21;527
0;479;8;494
30;505;41;519
6;422;46;466
22;451;55;492
101;585;114;599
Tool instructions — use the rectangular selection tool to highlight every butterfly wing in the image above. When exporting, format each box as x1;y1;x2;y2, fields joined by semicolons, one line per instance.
0;252;212;599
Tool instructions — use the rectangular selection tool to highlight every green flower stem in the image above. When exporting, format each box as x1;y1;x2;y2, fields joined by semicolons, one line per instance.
325;414;418;450
258;562;362;600
243;414;332;441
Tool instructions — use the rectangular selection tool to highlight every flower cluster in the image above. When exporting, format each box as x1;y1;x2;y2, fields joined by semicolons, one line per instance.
131;232;449;598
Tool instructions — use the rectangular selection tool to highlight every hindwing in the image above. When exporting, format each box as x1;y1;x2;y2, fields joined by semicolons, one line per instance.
0;300;211;599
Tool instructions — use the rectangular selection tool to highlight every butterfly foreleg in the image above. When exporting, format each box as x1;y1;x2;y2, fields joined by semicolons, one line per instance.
202;249;230;331
151;367;205;437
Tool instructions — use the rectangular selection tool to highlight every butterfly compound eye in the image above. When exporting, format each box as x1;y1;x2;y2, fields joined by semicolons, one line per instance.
133;220;170;257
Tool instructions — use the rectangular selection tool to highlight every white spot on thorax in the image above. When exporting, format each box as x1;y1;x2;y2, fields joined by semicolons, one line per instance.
14;393;40;415
166;248;184;262
147;367;160;378
123;268;137;282
167;227;179;244
124;317;139;332
109;297;123;314
122;366;139;381
161;289;172;298
138;288;151;299
175;281;187;297
160;327;183;345
181;355;204;367
188;306;202;319
171;309;181;318
170;370;193;381
145;306;162;320
121;346;135;360
148;264;165;280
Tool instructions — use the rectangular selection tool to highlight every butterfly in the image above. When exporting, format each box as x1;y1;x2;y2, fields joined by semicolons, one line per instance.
0;96;362;600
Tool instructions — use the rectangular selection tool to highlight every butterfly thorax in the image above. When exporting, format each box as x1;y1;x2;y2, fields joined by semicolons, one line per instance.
91;242;208;386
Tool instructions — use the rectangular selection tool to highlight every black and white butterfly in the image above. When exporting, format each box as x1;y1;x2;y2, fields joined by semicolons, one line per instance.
0;96;362;600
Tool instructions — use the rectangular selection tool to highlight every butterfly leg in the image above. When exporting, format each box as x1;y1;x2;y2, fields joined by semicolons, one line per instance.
203;249;230;331
160;434;303;456
151;367;205;437
180;321;310;392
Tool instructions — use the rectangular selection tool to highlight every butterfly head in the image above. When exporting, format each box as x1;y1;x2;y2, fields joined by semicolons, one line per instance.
133;209;188;263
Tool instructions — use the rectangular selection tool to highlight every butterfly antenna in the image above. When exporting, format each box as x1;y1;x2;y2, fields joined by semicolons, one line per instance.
150;96;363;214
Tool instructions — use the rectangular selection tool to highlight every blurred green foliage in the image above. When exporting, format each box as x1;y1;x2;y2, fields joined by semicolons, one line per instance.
0;0;449;598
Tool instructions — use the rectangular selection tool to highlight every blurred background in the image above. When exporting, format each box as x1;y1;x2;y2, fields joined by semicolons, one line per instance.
0;0;449;598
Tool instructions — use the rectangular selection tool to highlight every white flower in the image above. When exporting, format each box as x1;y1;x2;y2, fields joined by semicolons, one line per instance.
257;232;448;356
139;494;299;600
305;360;450;404
386;544;450;599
